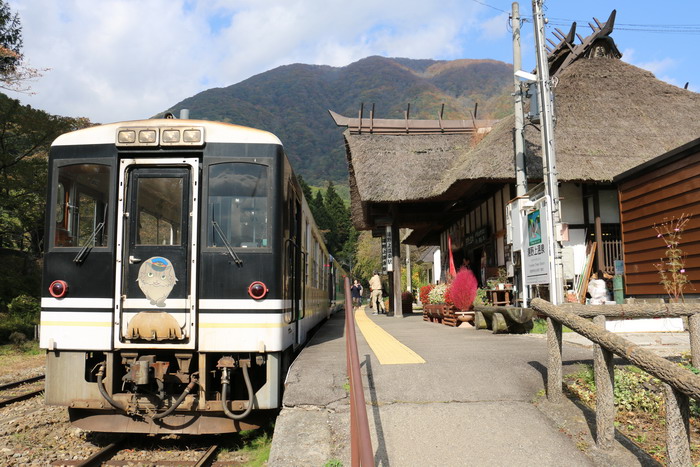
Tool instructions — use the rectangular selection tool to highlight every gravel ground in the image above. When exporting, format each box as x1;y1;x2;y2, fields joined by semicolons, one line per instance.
0;352;265;466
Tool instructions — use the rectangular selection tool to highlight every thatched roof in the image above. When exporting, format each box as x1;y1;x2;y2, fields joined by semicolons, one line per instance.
344;133;473;203
440;57;700;192
344;57;700;222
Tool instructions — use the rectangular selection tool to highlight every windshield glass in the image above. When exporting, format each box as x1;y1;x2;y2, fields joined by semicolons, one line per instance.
54;163;110;248
207;162;269;249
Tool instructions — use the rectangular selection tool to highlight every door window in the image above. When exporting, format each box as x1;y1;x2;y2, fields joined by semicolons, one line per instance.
136;177;183;246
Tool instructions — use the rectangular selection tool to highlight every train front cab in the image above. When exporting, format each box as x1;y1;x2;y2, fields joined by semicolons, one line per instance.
40;121;315;433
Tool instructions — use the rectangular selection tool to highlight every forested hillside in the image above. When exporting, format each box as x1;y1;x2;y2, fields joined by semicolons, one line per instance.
163;56;513;185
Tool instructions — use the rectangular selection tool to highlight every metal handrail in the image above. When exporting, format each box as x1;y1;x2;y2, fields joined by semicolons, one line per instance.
531;297;700;465
344;277;373;466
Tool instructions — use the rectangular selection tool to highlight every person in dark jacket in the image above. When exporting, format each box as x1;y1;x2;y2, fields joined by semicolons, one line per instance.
350;279;363;307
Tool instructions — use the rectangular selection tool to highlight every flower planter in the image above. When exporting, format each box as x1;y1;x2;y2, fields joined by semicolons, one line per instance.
423;303;448;323
423;304;473;327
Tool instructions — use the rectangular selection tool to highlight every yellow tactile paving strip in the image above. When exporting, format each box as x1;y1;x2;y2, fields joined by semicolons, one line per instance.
354;307;425;365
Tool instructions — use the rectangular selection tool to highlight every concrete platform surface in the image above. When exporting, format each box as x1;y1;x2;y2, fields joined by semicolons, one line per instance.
269;308;676;466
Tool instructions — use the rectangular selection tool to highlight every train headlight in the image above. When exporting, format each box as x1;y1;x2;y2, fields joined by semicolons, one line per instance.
162;129;180;143
183;129;202;143
117;130;136;144
248;281;268;300
138;129;157;143
49;280;68;298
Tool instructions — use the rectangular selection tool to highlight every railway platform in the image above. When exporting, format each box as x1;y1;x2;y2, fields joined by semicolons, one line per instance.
269;306;689;466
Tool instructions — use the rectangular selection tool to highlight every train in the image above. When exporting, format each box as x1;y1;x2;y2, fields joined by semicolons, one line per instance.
39;112;346;434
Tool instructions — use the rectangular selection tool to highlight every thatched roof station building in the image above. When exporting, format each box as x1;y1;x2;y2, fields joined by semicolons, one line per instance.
331;11;700;307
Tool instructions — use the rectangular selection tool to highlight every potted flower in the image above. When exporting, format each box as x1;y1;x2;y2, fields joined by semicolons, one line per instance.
423;283;450;322
446;268;478;311
419;284;433;306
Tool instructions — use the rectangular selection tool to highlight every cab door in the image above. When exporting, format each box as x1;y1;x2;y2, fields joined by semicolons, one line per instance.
114;158;199;349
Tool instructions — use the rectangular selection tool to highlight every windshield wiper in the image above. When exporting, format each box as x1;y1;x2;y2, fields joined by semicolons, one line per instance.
212;220;243;266
73;221;105;264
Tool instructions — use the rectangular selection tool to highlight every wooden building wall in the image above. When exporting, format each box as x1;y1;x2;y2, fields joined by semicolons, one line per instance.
441;184;513;280
618;144;700;297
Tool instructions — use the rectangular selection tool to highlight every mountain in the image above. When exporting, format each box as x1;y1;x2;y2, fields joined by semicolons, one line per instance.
162;56;514;185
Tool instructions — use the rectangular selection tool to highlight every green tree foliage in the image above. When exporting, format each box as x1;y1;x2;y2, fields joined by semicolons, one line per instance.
0;0;21;75
297;175;313;203
353;231;381;284
0;93;90;313
324;182;347;250
300;180;357;269
0;93;89;254
0;1;41;93
310;191;331;233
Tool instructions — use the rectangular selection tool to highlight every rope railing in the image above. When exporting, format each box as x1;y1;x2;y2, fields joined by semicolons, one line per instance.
531;298;700;465
344;276;373;466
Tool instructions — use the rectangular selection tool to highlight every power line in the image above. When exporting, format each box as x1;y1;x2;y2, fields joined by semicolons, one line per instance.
470;0;509;14
470;1;700;34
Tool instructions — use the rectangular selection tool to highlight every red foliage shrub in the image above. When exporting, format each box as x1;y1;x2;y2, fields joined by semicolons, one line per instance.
446;268;478;311
419;284;433;305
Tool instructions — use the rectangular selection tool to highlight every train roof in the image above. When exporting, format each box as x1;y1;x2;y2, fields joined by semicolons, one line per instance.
52;119;283;147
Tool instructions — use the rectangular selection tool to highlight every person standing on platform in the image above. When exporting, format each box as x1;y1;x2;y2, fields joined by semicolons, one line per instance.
350;279;363;307
369;271;385;315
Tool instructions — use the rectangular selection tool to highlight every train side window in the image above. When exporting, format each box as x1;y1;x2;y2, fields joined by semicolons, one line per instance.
208;162;269;249
54;164;110;248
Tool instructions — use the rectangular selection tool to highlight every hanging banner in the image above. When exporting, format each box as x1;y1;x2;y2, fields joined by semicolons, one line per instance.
524;202;550;285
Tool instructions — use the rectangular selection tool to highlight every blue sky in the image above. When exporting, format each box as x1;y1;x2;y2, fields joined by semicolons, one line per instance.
5;0;700;123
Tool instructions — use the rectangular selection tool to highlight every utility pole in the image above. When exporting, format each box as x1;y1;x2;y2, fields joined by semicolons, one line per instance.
532;0;564;305
512;2;529;307
513;2;527;198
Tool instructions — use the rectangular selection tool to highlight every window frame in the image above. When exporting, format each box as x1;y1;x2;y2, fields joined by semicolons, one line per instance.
50;160;114;250
204;160;272;251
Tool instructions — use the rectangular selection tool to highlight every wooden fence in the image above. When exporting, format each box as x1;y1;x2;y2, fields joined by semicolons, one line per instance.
531;298;700;466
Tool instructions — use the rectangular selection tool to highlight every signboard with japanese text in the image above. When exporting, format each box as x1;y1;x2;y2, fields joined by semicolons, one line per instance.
524;205;550;285
381;226;393;273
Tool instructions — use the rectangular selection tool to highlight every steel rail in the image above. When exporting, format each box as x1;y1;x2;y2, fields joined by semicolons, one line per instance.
194;444;219;466
76;439;124;467
0;374;44;391
344;276;373;466
0;388;44;408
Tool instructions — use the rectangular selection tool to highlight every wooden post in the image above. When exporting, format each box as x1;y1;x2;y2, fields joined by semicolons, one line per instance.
664;383;691;466
689;313;700;369
532;298;700;400
546;317;563;402
593;187;605;274
593;315;615;449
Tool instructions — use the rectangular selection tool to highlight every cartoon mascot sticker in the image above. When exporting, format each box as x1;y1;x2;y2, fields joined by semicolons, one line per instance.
137;256;177;306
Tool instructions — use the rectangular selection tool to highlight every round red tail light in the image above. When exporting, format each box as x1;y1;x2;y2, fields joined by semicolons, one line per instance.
49;280;69;298
248;281;268;300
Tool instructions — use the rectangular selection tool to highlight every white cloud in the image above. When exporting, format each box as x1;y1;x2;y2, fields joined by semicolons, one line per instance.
635;57;676;78
480;13;510;40
7;0;694;124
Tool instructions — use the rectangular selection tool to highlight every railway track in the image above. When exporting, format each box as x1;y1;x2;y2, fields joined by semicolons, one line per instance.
0;374;45;408
65;439;224;466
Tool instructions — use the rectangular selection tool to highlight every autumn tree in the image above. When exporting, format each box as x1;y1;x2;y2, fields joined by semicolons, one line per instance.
0;1;41;93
